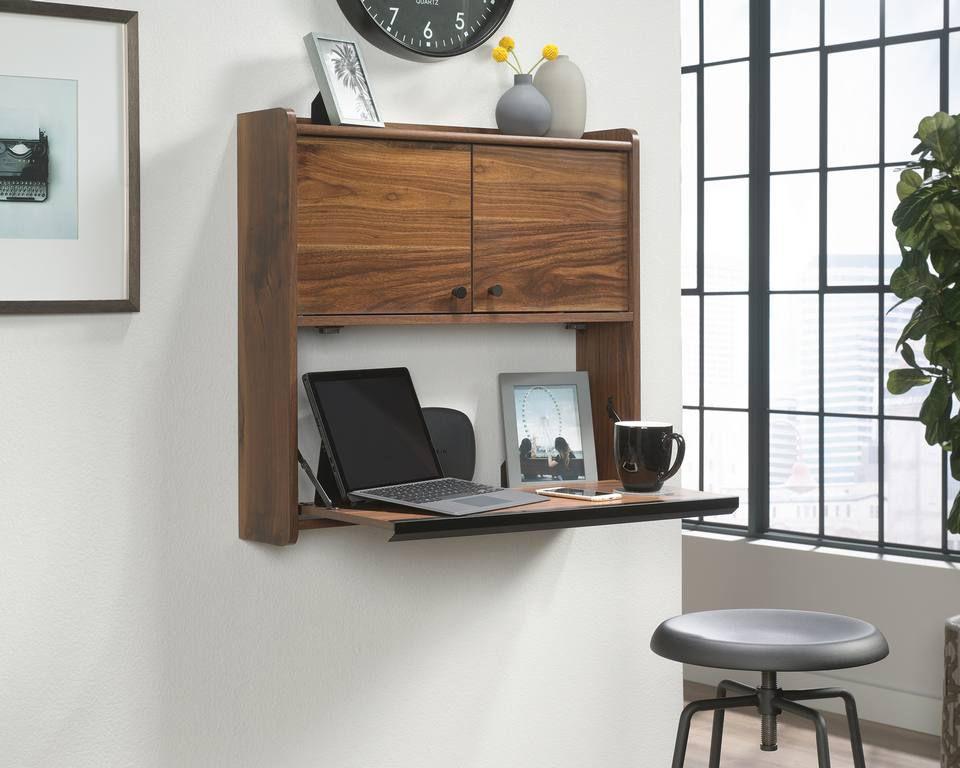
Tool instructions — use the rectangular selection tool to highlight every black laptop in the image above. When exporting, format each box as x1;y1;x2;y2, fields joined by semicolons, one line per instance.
302;368;546;516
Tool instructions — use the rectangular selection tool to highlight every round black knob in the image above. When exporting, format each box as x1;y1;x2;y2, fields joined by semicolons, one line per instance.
488;284;504;297
451;286;467;299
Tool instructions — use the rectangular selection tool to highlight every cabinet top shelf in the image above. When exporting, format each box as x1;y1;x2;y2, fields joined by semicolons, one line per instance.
293;117;636;152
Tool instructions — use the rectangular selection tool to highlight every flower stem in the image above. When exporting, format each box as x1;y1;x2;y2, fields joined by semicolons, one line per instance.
527;56;546;74
510;50;524;73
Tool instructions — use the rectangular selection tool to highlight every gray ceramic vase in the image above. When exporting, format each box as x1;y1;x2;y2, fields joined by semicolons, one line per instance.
496;74;552;137
534;55;587;139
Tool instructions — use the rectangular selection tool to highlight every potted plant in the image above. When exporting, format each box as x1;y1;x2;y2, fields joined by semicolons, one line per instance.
886;111;960;765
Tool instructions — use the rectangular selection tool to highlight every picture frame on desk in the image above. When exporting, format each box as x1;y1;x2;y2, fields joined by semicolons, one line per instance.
0;1;139;314
303;34;384;128
500;371;599;487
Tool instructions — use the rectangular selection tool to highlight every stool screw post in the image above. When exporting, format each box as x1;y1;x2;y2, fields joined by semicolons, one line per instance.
760;671;779;752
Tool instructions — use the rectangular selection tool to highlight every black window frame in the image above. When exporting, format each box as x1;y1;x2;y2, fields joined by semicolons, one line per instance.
681;0;960;562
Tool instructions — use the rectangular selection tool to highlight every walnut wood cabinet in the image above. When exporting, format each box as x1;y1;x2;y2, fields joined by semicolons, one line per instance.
238;109;645;545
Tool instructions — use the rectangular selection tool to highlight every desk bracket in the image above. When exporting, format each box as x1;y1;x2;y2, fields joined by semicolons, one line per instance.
315;326;343;335
565;323;587;332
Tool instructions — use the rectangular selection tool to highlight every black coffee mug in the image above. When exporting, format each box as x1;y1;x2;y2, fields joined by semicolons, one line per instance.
614;421;685;492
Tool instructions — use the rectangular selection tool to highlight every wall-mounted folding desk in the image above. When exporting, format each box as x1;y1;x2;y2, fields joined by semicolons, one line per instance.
237;108;738;545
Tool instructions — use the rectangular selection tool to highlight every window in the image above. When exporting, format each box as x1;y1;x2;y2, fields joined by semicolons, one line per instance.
681;0;960;559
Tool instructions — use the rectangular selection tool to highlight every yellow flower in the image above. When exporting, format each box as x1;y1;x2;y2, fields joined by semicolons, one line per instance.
542;44;559;61
499;35;516;51
492;46;509;63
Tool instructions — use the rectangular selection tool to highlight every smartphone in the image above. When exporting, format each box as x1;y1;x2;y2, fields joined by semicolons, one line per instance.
536;487;623;502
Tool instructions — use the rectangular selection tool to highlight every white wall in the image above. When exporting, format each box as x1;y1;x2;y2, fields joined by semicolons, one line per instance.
683;532;960;735
0;1;683;766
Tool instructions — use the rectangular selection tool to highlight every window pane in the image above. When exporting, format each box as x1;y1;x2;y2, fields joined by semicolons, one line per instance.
827;169;879;286
704;178;749;291
824;417;879;540
770;173;819;290
771;295;820;412
885;40;941;164
954;0;960;26
883;170;902;283
824;294;880;415
885;0;943;36
703;0;750;63
683;408;701;490
771;53;819;171
771;0;820;53
952;34;960;114
885;419;943;548
682;296;701;407
682;73;699;290
704;62;750;177
681;0;700;67
704;296;749;409
828;49;880;167
825;0;879;45
770;414;821;533
703;410;749;525
884;296;933;418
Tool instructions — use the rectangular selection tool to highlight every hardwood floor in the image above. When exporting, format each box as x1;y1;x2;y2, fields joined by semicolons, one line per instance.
682;682;939;767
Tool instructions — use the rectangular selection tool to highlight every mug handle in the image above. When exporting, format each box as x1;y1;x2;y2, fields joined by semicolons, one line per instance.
659;433;686;482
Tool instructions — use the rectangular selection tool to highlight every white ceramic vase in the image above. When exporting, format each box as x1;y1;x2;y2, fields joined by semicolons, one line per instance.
533;55;587;139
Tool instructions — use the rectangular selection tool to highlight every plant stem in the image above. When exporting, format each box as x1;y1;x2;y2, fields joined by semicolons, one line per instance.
527;56;546;74
510;50;523;73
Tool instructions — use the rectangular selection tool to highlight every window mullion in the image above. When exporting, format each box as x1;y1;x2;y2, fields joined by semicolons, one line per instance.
747;0;771;537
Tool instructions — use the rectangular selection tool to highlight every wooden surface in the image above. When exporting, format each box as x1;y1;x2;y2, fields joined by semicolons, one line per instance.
298;482;738;541
238;108;299;544
296;138;472;314
575;131;642;479
297;311;634;327
294;119;633;152
683;682;938;767
0;2;140;314
472;146;630;313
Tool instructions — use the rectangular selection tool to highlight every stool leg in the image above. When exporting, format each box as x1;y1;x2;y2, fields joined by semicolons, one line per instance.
782;688;865;768
708;680;753;768
775;697;832;768
671;695;759;768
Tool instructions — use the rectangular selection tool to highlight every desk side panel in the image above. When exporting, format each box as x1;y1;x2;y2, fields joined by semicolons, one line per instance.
238;108;299;544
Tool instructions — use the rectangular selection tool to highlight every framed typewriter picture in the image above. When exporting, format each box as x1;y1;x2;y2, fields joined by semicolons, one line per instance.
0;1;139;313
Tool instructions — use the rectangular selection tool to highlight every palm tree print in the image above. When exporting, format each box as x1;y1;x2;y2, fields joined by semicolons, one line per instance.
330;43;375;121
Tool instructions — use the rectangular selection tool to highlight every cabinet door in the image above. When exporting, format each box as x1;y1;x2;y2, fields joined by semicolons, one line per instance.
472;146;630;313
297;139;472;315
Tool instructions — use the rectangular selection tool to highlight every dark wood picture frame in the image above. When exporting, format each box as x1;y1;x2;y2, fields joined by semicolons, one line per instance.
0;0;140;314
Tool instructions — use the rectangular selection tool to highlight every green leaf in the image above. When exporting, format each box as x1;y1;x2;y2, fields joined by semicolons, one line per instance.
949;491;960;535
920;378;952;445
917;112;959;164
952;449;960;482
931;201;960;249
890;264;939;300
900;341;920;368
887;368;933;394
897;169;923;200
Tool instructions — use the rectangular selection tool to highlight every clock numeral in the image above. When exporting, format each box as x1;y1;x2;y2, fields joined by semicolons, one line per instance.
423;20;433;39
388;6;399;25
455;12;465;30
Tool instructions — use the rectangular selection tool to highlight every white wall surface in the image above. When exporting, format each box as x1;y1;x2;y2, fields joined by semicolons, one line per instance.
684;532;960;735
0;1;683;766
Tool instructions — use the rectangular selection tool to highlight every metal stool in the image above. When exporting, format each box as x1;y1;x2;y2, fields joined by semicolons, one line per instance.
650;609;889;768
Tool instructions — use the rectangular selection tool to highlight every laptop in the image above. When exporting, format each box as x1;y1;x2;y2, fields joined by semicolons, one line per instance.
302;368;547;516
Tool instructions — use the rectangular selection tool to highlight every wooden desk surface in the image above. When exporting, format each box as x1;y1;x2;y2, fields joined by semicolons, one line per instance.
299;480;739;542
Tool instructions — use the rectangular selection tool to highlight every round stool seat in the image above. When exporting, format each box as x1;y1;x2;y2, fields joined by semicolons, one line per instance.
651;609;888;672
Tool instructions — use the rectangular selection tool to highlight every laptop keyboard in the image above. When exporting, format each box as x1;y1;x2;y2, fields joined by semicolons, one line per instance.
364;478;502;504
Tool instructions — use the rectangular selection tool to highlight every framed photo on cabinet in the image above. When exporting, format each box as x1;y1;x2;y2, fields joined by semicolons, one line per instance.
0;1;140;313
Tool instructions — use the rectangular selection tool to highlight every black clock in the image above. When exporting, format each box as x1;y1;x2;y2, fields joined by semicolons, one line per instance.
336;0;515;61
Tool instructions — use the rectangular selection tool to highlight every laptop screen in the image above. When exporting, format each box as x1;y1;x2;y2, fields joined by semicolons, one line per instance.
303;368;442;493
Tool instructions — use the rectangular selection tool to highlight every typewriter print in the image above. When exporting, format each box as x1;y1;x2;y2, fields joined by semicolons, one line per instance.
0;75;78;240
